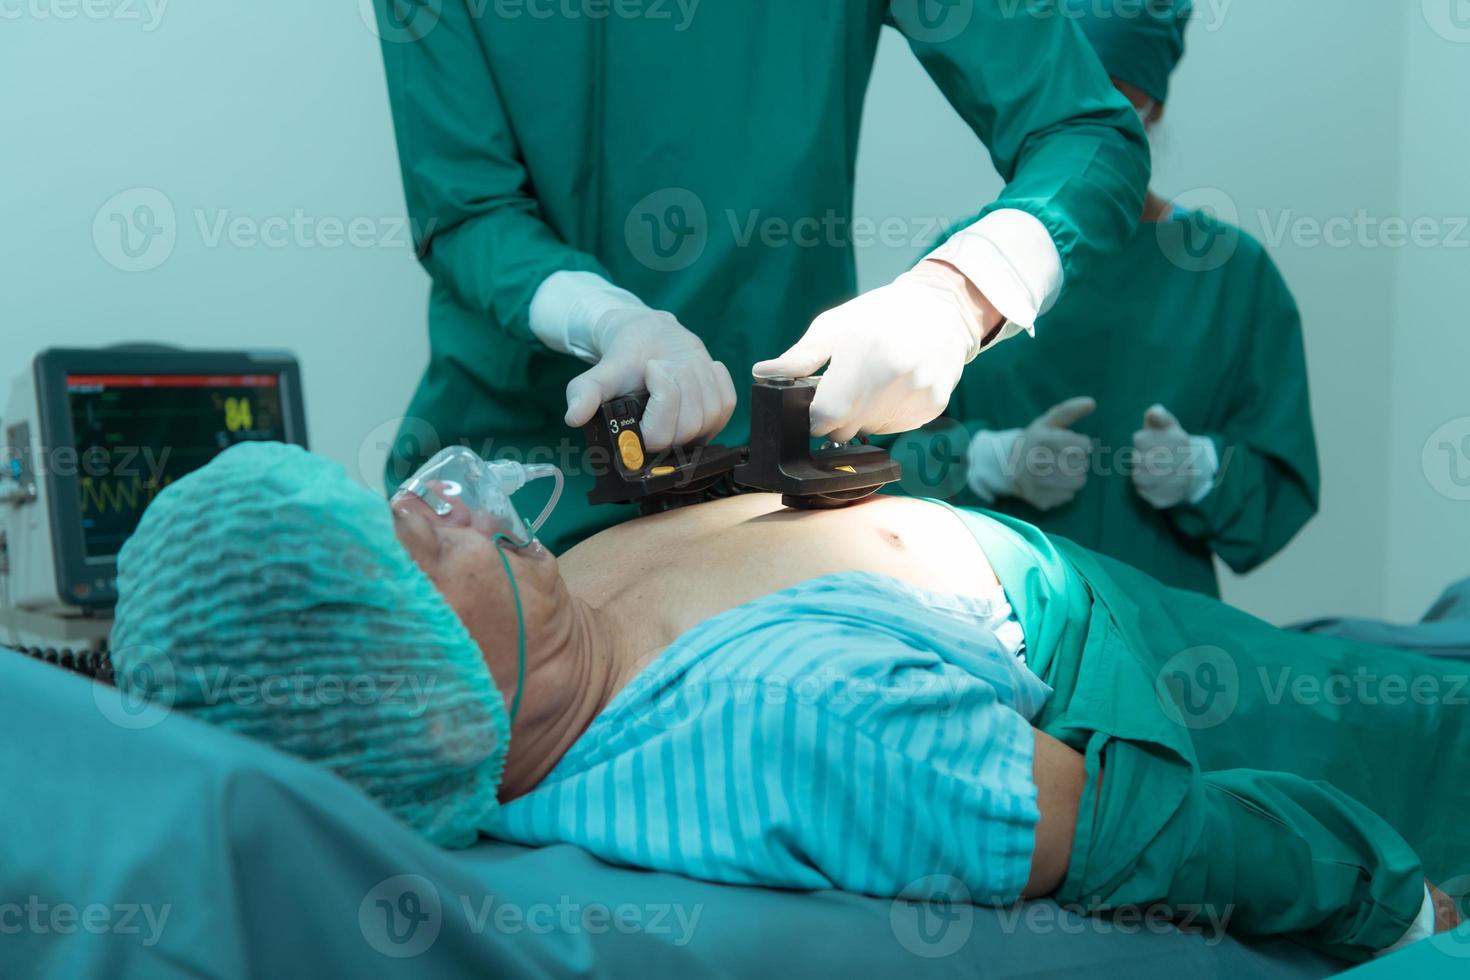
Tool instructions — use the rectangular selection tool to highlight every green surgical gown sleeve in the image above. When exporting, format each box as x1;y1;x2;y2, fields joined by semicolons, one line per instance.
1062;738;1429;962
891;1;1151;283
374;0;610;344
1166;259;1321;573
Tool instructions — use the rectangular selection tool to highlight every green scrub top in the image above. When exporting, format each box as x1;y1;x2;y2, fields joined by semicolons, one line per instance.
375;0;1150;551
899;208;1320;596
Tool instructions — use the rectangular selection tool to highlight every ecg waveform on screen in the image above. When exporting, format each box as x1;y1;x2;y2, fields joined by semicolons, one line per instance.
78;475;169;517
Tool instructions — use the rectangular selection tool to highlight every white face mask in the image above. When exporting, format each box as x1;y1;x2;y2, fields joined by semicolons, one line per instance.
393;446;564;548
1135;98;1158;127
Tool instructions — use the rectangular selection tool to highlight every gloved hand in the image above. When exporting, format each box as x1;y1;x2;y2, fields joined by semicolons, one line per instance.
1131;404;1218;509
752;261;993;443
968;397;1096;511
563;308;737;451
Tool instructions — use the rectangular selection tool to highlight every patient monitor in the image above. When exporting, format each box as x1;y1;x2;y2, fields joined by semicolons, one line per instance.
1;346;307;647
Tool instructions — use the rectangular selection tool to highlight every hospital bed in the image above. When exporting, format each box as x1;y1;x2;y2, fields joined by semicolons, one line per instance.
3;649;1346;979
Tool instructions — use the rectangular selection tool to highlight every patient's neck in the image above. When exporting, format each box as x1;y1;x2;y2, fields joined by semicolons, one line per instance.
496;575;638;800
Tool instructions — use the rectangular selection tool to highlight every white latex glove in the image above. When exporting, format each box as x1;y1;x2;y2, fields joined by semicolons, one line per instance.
751;262;991;443
970;397;1097;511
564;308;737;450
1131;404;1219;510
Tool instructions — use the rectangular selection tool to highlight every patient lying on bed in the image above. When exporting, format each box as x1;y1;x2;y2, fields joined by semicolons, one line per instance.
110;444;1464;961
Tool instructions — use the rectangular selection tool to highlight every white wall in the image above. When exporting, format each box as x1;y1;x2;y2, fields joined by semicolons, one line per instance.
855;2;1418;624
3;2;1461;624
1383;6;1470;621
0;3;430;489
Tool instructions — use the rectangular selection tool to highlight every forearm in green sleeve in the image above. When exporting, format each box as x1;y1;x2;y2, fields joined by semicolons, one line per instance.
895;1;1151;293
984;103;1151;285
1182;771;1427;960
1058;738;1427;961
1167;434;1320;574
421;208;608;344
374;0;607;343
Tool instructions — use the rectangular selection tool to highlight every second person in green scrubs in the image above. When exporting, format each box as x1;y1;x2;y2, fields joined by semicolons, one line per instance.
900;0;1319;596
372;0;1151;551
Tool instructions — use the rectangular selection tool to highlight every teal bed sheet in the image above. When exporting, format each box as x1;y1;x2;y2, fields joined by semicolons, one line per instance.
1342;927;1470;978
3;651;1345;979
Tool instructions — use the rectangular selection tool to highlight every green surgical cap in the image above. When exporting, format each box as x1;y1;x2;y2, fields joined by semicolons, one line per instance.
111;441;509;847
1067;0;1193;105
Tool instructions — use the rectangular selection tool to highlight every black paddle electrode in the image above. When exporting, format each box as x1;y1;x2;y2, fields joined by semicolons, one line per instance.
581;392;744;514
732;378;903;509
581;378;901;513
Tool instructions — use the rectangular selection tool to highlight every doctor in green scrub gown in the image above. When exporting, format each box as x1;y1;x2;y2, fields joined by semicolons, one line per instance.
371;0;1151;551
906;0;1319;596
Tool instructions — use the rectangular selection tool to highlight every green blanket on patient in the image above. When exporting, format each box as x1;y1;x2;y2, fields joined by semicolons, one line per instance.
946;504;1469;962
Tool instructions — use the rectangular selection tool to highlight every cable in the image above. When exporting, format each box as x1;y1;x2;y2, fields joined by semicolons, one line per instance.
10;643;114;684
0;528;18;650
492;533;527;725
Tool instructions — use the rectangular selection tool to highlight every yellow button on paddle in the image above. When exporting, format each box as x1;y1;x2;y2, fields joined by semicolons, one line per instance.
650;465;676;477
834;465;857;474
617;429;645;471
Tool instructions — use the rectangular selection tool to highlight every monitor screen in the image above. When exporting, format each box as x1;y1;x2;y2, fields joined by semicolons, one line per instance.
65;372;292;560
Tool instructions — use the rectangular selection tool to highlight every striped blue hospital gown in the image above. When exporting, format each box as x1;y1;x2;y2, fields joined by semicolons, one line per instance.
493;571;1053;903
